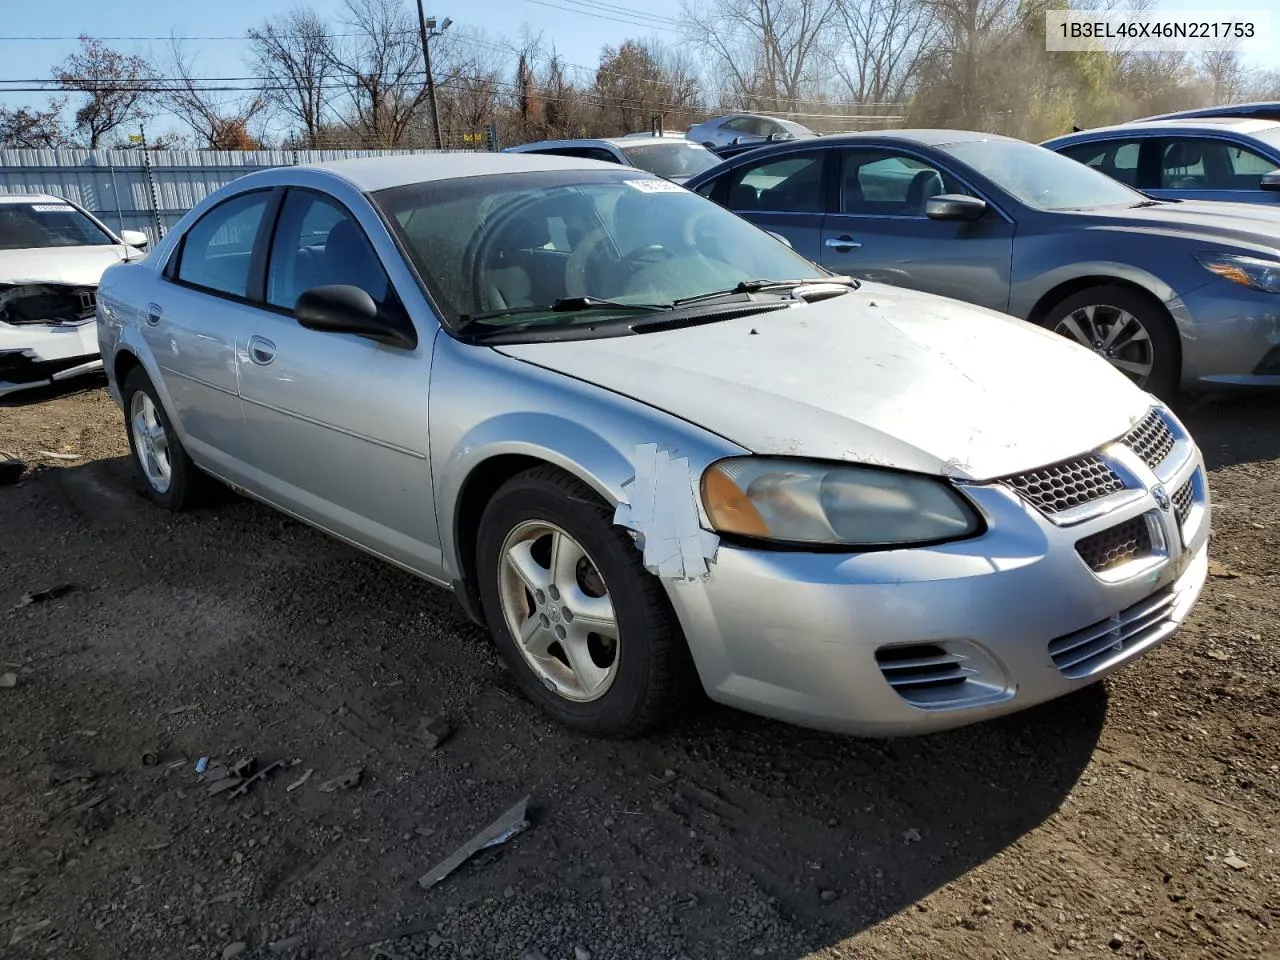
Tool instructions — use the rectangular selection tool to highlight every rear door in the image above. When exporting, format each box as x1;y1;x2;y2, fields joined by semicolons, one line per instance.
1148;135;1280;205
710;148;830;261
235;186;441;574
818;146;1016;312
146;188;276;483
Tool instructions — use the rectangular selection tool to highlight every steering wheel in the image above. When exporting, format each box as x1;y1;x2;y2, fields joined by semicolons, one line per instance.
564;227;621;298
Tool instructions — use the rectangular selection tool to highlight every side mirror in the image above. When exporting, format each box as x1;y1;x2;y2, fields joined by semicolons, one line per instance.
766;230;793;248
925;194;988;221
294;285;417;349
120;229;149;248
1261;170;1280;192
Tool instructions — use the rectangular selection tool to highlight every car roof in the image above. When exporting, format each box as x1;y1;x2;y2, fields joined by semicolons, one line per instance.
0;193;67;204
296;150;636;192
1136;101;1280;121
507;135;696;150
725;128;1015;148
1051;117;1280;139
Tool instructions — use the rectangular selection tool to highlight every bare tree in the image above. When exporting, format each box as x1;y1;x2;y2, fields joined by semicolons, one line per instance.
681;0;838;113
1199;49;1246;104
247;7;334;147
53;36;151;148
0;101;67;148
431;29;507;146
830;0;935;105
158;39;268;148
327;0;431;147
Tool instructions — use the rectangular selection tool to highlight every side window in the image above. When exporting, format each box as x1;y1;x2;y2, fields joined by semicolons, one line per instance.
1060;139;1141;186
266;190;390;311
839;149;969;216
726;151;826;213
1226;142;1278;187
175;191;270;298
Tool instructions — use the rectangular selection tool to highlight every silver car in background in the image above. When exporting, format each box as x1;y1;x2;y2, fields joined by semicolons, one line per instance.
686;113;817;149
503;135;722;184
96;154;1209;739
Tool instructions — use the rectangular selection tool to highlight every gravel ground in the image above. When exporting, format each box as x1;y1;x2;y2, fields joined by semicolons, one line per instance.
1;379;1277;960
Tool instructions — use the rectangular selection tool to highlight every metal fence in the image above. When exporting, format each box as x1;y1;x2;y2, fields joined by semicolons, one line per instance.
0;148;442;246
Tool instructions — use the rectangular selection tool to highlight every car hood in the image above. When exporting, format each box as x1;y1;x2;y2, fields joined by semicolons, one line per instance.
0;245;131;285
494;284;1152;481
1066;200;1280;255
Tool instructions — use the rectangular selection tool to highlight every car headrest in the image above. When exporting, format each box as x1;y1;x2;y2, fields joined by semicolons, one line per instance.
1164;142;1202;168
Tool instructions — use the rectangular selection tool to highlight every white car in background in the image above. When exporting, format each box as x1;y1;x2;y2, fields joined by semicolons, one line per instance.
1;194;149;398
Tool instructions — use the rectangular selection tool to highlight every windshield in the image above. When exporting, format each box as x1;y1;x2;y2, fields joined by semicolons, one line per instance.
374;169;825;332
0;201;115;250
939;138;1146;210
619;142;722;180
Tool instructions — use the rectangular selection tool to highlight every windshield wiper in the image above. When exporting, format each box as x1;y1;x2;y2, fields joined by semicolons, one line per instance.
1130;199;1164;208
671;276;857;307
458;296;669;324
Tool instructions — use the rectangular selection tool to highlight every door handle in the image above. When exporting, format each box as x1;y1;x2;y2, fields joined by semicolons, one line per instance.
248;335;276;365
825;236;862;250
145;302;163;325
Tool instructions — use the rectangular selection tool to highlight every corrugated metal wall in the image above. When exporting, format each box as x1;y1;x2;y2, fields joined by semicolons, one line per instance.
0;149;435;246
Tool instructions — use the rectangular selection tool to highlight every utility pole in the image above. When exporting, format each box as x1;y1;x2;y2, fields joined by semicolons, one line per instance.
416;3;450;150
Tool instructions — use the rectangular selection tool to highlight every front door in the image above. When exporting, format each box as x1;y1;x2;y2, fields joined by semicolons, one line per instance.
235;187;441;575
1149;135;1280;205
145;188;274;484
818;147;1016;313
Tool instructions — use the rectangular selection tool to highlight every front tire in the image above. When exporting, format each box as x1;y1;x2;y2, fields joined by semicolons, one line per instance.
475;466;696;738
1041;285;1180;399
121;366;209;511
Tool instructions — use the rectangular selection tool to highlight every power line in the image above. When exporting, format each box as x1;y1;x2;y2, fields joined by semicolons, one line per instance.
525;0;680;28
521;0;679;32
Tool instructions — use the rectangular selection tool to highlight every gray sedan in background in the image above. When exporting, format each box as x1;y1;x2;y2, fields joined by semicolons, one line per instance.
685;130;1280;396
95;153;1208;740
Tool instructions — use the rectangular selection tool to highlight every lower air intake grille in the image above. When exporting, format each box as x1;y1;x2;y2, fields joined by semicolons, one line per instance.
1076;515;1152;572
875;644;974;706
1172;477;1193;528
1121;410;1175;470
1049;587;1178;678
1003;456;1125;514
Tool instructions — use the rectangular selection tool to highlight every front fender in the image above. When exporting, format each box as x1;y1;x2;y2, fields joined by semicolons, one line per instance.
1011;259;1181;320
428;337;746;583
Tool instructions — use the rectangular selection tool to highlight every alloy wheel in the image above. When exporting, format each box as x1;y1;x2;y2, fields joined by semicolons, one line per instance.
497;520;620;702
130;390;172;494
1053;304;1154;387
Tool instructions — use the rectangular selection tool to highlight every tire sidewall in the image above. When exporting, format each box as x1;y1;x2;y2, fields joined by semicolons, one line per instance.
121;368;190;509
1043;286;1180;399
476;476;664;735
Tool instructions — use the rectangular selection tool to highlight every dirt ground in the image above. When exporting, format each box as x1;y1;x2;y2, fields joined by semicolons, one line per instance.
1;380;1277;960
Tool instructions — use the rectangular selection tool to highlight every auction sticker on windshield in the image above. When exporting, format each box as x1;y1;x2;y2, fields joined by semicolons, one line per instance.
624;179;685;193
31;204;76;213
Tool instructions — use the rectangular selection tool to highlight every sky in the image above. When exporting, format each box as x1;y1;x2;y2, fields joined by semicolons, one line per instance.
0;0;1275;134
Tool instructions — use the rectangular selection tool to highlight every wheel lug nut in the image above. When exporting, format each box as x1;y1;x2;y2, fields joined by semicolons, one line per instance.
540;614;550;628
535;590;545;604
548;585;560;601
562;608;573;622
555;625;566;640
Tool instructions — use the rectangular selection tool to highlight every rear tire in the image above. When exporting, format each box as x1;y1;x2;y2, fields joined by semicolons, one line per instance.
121;366;210;511
1041;285;1180;400
475;465;697;738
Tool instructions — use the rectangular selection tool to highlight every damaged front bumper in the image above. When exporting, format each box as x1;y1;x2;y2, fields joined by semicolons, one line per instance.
0;283;103;397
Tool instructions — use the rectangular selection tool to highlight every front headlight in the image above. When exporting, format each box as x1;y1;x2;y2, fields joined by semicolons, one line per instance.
701;457;981;547
1194;252;1280;294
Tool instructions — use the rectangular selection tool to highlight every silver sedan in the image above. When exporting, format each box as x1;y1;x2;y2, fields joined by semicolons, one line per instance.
95;154;1210;738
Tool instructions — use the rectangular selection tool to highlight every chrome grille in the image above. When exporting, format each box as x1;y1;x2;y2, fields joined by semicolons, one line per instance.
1003;456;1125;514
1049;587;1177;678
875;644;975;706
1172;476;1193;528
1121;410;1175;470
1076;516;1151;572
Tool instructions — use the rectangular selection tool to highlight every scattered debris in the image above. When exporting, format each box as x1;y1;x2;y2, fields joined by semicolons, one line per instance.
648;768;677;784
14;583;76;608
318;766;363;793
1206;649;1231;662
8;918;52;945
903;827;922;843
164;703;201;716
69;794;107;814
205;890;247;905
48;767;95;787
1223;851;1250;871
574;946;592;960
0;458;25;485
37;450;80;461
417;795;531;890
820;889;838;904
229;759;286;798
287;768;313;792
1207;560;1239;579
0;672;16;688
141;748;160;766
1109;932;1126;950
222;940;248;959
208;777;242;796
418;715;454;750
195;757;209;774
268;935;304;953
